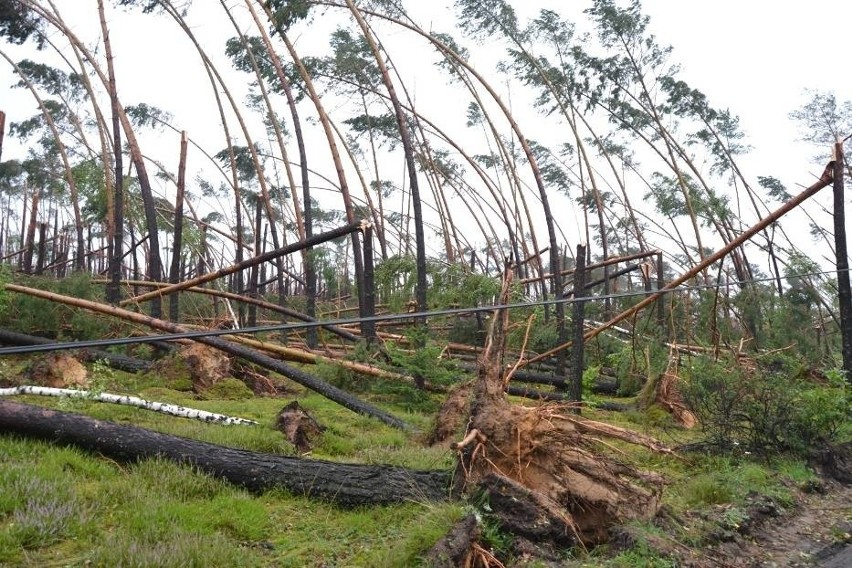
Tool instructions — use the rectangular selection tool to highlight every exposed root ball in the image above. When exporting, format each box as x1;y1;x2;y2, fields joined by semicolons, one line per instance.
428;380;474;446
456;266;667;546
460;400;665;544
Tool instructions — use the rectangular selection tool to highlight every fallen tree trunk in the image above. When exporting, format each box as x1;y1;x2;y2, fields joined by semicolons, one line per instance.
0;386;257;425
209;333;447;393
5;284;412;431
0;328;151;373
0;400;450;506
99;279;359;343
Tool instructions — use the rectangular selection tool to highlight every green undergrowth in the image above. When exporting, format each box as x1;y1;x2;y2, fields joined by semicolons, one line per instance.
1;359;843;566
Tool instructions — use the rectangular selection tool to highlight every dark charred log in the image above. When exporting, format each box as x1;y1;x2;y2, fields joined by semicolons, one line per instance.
0;400;450;507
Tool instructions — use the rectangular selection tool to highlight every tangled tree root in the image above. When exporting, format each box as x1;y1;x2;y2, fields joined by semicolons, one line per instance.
453;268;670;547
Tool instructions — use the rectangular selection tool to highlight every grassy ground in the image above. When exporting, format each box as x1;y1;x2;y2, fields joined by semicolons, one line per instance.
0;362;846;566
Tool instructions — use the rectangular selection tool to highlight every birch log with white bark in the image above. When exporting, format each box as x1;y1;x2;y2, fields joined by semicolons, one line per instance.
0;386;257;425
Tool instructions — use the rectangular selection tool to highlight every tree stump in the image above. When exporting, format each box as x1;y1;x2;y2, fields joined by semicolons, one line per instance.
275;401;325;453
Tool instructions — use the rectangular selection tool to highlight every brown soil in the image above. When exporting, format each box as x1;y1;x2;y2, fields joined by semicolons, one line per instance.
705;482;852;567
427;380;473;446
20;353;88;388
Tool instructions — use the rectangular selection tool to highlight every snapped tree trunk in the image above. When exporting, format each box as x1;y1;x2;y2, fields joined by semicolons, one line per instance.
168;131;188;322
0;400;450;507
833;142;852;381
101;0;123;305
0;109;5;161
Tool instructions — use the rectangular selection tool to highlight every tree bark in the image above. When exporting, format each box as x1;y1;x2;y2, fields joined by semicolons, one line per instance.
0;400;450;507
121;220;367;308
569;244;586;404
22;185;39;274
0;109;5;161
168;131;188;322
101;0;122;305
344;0;428;324
101;279;359;343
833;142;852;382
361;224;377;344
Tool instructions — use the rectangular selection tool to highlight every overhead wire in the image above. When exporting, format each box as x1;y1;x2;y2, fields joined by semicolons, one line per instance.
0;266;846;356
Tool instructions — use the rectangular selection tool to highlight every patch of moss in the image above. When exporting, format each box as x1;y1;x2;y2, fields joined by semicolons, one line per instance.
203;378;254;401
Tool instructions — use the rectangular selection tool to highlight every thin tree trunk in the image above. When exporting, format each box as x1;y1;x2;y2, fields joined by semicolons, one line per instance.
833;141;852;381
98;0;123;303
260;3;366;338
244;1;316;347
35;222;47;275
569;244;587;406
362;224;377;344
168;131;188;322
344;0;427;330
23;186;39;274
102;279;358;343
0;109;4;161
0;52;86;274
247;199;262;328
121;221;367;308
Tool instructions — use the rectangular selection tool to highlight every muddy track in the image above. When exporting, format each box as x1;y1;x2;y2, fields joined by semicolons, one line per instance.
709;483;852;567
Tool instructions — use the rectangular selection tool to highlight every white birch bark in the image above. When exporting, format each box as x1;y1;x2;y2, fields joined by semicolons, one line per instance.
0;386;257;425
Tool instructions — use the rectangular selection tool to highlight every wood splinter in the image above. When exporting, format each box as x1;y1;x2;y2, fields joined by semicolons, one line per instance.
451;428;486;451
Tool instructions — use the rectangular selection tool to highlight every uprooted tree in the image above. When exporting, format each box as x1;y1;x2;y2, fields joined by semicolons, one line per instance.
437;266;672;548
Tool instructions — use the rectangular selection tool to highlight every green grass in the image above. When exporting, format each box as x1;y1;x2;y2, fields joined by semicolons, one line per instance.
0;367;839;566
0;371;465;567
0;433;464;567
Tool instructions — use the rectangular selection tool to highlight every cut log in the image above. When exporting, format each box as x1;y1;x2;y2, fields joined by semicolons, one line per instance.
0;400;450;507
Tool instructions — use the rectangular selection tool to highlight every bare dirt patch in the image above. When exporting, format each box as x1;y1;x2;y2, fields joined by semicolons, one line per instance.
706;482;851;567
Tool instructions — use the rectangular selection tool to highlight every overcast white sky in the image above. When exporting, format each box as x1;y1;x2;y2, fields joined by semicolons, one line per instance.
1;0;850;266
3;1;848;181
641;0;849;185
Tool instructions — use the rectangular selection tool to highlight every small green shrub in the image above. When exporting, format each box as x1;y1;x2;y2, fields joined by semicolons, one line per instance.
682;354;850;456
